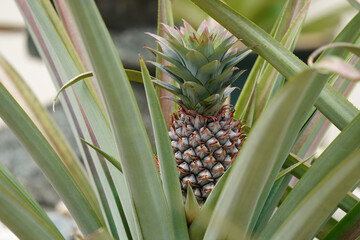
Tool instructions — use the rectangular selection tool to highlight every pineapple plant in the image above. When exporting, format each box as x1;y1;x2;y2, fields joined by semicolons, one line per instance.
147;21;248;201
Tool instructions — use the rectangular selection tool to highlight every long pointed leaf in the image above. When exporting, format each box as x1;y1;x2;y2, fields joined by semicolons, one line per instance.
316;84;359;130
0;163;64;240
84;228;115;240
16;1;133;238
276;153;315;180
63;1;175;239
40;0;106;117
189;170;230;239
253;0;310;121
141;58;189;239
313;12;360;129
324;200;360;240
185;185;200;225
0;54;104;226
53;71;93;111
260;112;360;238
261;149;360;240
194;0;360;134
191;0;307;79
283;154;359;214
157;0;175;128
252;174;293;236
0;80;103;235
81;138;123;173
234;0;308;120
53;70;145;111
203;68;327;239
0;185;63;240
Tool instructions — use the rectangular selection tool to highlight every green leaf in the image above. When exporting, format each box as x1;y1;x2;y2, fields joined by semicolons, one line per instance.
196;60;221;84
162;23;184;43
40;0;106;118
220;48;252;71
312;56;360;81
141;58;189;240
39;0;84;72
146;46;192;75
195;0;360;133
308;42;360;65
166;65;203;85
162;96;189;110
152;80;182;95
80;138;122;173
205;68;237;93
149;61;185;85
182;81;211;104
185;185;200;225
17;1;134;238
293;108;331;158
324;200;360;240
196;40;215;58
202;98;226;116
124;69;147;83
317;218;339;239
339;192;360;213
260;148;360;240
208;37;237;61
307;43;360;81
168;39;193;60
236;79;257;123
63;1;176;239
252;0;310;121
202;68;327;239
260;112;360;239
83;228;114;240
156;0;175;127
316;85;359;131
0;185;62;240
313;12;360;130
185;50;209;78
275;153;315;181
145;45;184;71
222;69;247;87
252;174;293;236
233;55;263;121
0;54;105;228
52;69;158;111
53;71;93;111
157;0;173;33
189;170;230;240
197;94;220;106
283;154;359;213
191;0;307;79
0;163;64;240
147;33;183;64
0;80;103;235
201;0;360;133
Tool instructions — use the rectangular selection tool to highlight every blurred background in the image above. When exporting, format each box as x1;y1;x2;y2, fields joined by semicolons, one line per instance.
0;0;359;239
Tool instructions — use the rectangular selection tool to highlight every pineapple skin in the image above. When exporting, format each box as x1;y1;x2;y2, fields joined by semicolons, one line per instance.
170;106;245;201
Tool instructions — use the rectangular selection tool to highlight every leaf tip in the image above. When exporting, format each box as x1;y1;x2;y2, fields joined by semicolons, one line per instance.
52;99;56;112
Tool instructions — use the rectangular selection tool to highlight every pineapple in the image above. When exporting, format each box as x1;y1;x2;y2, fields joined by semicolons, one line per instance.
148;20;249;202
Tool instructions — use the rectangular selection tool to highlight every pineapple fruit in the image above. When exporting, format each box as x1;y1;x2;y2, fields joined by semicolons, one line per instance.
148;20;249;202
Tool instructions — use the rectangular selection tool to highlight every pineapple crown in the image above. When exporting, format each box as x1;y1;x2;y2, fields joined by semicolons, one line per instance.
147;20;251;116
